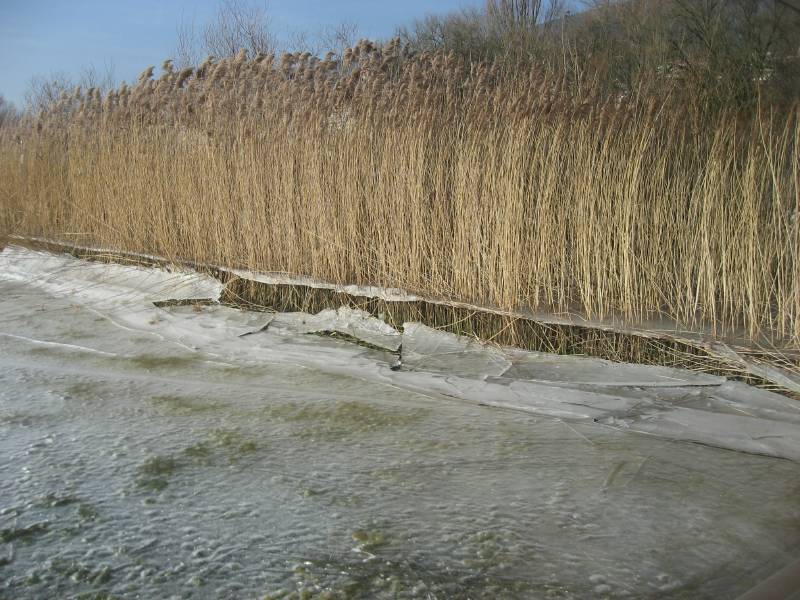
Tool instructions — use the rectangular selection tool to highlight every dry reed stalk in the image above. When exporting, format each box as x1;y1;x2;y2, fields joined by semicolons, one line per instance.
0;43;798;358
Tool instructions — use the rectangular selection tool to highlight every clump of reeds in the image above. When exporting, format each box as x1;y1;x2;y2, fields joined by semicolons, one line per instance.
0;41;798;355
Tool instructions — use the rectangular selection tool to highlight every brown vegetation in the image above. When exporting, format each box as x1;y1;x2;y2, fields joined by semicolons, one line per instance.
0;36;797;357
401;0;800;109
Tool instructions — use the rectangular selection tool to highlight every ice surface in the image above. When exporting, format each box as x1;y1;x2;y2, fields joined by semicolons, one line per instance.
399;323;800;460
230;268;424;302
401;322;726;386
270;306;402;351
401;322;512;377
0;245;222;306
601;407;800;461
501;345;726;388
2;247;800;598
2;245;800;463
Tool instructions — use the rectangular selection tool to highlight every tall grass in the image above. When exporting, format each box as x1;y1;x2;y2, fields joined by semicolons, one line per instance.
1;42;798;348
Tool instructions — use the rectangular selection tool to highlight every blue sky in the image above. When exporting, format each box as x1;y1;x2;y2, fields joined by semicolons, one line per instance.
0;0;485;107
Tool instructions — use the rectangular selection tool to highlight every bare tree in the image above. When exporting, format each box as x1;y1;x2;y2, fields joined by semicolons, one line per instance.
173;1;276;65
175;13;200;68
24;72;74;114
316;21;360;57
0;95;18;128
79;63;116;91
399;1;567;62
670;0;800;103
201;0;276;59
487;0;544;29
24;63;115;114
776;0;800;16
398;9;495;58
486;0;567;30
283;28;320;55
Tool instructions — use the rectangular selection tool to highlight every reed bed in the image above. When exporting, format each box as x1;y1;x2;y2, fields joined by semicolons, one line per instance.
1;42;799;355
11;236;797;398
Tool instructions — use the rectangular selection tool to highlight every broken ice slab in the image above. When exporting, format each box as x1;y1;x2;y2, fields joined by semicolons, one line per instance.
401;322;725;387
269;306;402;351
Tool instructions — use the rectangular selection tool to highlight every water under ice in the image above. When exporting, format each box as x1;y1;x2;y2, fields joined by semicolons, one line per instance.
1;245;800;599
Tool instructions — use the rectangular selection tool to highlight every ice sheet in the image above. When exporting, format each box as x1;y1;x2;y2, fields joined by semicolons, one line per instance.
2;248;800;598
269;307;402;351
401;322;512;377
230;268;423;302
1;245;799;463
0;245;222;306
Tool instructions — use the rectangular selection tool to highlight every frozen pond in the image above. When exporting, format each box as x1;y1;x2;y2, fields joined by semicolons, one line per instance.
1;247;800;599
